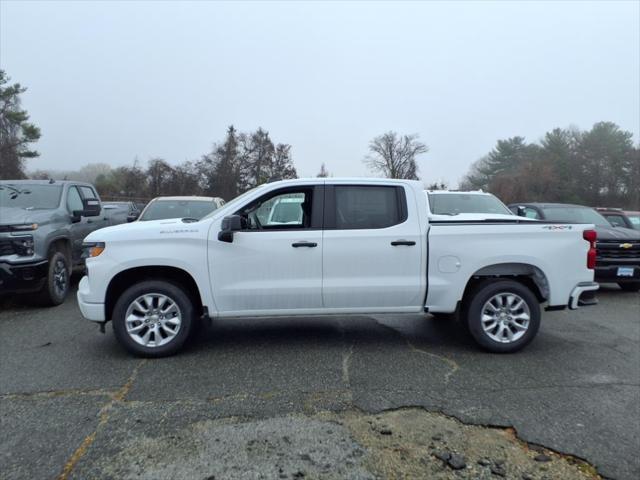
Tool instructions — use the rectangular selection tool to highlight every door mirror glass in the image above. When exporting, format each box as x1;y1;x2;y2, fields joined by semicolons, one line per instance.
218;215;245;243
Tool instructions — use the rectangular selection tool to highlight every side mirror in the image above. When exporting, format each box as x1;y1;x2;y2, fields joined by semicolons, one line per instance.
218;215;245;243
70;212;82;223
127;212;139;223
82;198;102;217
516;206;526;217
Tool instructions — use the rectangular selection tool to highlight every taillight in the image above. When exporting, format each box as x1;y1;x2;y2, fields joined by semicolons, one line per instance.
583;229;597;269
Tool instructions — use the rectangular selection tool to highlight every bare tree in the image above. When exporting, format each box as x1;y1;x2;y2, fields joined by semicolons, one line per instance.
317;163;329;177
364;131;427;180
426;180;448;190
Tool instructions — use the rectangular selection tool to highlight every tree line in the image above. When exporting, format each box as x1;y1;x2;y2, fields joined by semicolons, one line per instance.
2;69;638;209
460;122;640;209
72;126;299;201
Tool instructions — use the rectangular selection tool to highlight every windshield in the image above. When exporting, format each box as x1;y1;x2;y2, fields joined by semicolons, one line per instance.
541;206;611;227
0;184;63;210
428;193;512;215
139;200;218;221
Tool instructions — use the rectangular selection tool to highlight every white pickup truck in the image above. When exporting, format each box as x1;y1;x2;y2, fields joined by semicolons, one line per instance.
78;178;599;357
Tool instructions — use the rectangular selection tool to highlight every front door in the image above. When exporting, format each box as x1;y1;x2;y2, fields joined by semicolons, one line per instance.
209;185;324;315
66;186;92;264
322;184;424;310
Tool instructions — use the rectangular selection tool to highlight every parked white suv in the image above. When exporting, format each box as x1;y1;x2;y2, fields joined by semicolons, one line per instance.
426;190;514;220
78;178;598;357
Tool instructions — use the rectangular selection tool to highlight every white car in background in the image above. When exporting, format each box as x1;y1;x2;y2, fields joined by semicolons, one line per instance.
137;196;225;222
425;190;521;222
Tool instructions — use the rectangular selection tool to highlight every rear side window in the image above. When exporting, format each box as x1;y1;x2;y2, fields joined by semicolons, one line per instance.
79;186;98;200
333;186;405;229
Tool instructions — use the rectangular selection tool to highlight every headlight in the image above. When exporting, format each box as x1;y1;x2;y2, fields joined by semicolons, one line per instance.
0;223;38;232
12;235;34;256
11;223;38;231
82;242;106;258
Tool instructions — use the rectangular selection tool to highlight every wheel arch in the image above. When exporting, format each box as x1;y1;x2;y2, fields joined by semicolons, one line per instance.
104;266;204;321
47;236;72;261
462;262;550;305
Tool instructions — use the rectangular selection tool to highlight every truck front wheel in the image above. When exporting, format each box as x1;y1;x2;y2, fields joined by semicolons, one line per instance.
112;280;195;357
464;280;540;353
37;250;70;306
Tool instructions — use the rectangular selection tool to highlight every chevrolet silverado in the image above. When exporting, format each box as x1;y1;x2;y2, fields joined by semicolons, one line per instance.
78;179;599;357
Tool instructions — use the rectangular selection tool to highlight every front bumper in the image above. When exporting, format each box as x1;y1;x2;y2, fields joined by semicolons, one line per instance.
0;259;48;295
595;265;640;283
568;282;599;310
77;276;105;321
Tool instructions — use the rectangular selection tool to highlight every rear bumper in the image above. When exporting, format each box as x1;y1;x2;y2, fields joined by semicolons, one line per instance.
569;282;599;310
595;265;640;283
0;260;48;295
77;276;105;321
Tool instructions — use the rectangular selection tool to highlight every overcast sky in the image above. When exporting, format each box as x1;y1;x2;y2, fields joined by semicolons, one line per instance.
1;0;638;186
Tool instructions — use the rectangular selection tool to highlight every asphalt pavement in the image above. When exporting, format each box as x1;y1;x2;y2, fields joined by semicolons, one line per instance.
0;284;638;479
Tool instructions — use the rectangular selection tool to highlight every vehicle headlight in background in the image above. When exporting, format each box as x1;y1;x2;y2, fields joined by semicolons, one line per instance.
12;235;34;256
10;223;38;231
82;242;105;258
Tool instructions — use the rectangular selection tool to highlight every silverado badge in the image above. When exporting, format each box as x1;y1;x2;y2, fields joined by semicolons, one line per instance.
619;243;633;249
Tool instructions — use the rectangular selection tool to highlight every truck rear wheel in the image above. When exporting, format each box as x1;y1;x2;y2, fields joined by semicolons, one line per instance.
36;250;70;306
464;280;540;353
112;280;195;357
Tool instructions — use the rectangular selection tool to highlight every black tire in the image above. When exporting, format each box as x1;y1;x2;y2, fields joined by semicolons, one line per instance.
618;282;640;292
36;250;70;306
464;280;540;353
112;280;195;357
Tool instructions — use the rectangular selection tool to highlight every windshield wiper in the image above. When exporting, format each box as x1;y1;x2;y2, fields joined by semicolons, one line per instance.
0;185;31;199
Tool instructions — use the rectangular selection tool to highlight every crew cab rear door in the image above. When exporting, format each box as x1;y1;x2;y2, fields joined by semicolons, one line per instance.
322;183;424;309
208;185;324;315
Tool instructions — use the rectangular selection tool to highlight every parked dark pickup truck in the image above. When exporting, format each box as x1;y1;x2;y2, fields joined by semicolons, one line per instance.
0;180;108;305
509;202;640;292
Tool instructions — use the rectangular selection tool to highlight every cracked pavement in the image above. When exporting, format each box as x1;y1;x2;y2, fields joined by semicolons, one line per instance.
0;285;638;479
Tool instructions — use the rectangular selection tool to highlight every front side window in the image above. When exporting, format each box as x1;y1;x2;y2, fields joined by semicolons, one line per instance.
66;187;84;212
523;207;540;219
240;190;311;230
334;186;404;229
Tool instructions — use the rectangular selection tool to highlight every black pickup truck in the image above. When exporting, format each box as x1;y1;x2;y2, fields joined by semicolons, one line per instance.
509;202;640;292
0;180;109;305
